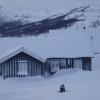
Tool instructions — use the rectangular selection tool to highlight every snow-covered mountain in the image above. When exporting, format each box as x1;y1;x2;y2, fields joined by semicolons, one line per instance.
0;0;100;36
0;0;100;69
0;0;99;26
0;0;99;22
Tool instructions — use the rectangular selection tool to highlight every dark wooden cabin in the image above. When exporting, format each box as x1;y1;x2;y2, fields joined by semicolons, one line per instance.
0;47;45;79
0;47;92;79
45;57;91;74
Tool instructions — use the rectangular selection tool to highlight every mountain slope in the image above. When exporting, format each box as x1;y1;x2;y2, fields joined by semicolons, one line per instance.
0;6;89;37
0;0;99;37
0;0;100;68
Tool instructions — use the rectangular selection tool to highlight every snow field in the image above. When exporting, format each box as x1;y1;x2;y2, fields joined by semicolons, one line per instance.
0;69;100;100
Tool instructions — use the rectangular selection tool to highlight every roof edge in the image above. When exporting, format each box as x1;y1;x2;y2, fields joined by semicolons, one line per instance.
0;47;45;63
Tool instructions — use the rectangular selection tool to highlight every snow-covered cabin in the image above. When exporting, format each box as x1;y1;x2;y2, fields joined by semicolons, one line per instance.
0;47;45;78
0;29;93;78
0;47;92;78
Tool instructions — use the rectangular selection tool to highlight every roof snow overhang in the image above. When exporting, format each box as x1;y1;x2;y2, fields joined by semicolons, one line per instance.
0;47;45;63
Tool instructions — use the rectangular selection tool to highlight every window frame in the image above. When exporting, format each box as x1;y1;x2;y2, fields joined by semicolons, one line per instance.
18;60;28;75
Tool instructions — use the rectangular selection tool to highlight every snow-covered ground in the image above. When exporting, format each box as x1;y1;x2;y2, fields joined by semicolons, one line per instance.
0;68;100;100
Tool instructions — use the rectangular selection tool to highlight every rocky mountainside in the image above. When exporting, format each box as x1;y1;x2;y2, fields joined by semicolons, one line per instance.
0;6;90;37
0;5;100;37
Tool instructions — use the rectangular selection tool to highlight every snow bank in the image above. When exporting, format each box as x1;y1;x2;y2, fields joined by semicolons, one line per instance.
0;68;100;100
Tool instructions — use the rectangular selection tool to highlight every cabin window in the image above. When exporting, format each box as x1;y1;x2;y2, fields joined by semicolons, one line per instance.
67;59;74;68
60;59;66;69
67;59;71;68
18;61;28;75
68;59;71;65
50;60;59;72
74;59;82;68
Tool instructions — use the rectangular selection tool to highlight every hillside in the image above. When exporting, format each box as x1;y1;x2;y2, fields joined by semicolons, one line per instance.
0;6;90;37
0;0;100;68
0;0;100;37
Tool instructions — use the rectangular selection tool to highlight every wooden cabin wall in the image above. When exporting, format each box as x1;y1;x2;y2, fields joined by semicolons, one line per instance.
46;58;74;73
1;52;43;78
66;58;74;69
46;57;92;72
0;56;91;78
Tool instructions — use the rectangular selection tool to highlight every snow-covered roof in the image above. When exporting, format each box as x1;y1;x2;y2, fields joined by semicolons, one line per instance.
0;47;45;63
0;28;93;62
